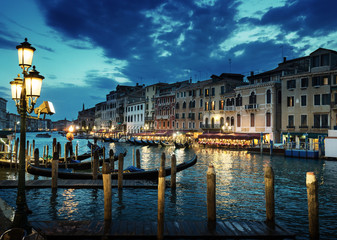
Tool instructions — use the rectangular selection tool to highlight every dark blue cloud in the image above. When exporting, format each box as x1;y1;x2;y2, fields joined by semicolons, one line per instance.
36;0;337;90
261;0;337;36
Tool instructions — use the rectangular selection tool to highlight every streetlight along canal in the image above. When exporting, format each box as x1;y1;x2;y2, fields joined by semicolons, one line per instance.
0;132;336;239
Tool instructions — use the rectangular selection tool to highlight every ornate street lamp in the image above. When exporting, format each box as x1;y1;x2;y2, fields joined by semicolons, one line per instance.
10;38;45;232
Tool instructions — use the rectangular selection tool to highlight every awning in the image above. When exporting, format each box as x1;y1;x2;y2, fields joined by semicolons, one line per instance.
281;132;328;138
198;132;261;140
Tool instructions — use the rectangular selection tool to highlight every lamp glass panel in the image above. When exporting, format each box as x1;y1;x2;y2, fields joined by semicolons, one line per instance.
26;77;43;97
17;48;34;67
47;101;55;114
11;82;22;100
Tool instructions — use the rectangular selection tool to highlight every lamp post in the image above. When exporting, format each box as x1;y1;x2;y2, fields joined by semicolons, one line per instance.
9;39;45;232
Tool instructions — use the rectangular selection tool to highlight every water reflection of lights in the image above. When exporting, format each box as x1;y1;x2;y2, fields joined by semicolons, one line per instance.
58;189;79;217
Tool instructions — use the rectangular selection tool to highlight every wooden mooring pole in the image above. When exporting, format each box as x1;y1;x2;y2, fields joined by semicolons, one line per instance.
102;162;112;221
157;152;166;240
64;143;68;169
306;172;319;240
109;149;114;172
34;148;39;167
51;152;59;190
207;164;216;223
75;143;78;161
136;149;140;169
93;151;99;180
264;165;275;228
171;154;177;189
118;153;124;190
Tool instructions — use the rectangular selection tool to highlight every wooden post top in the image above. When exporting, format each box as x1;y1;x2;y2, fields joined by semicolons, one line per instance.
102;163;111;174
264;165;274;178
207;164;215;175
306;172;316;184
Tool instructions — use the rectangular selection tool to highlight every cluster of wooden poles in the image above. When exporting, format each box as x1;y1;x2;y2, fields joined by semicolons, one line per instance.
5;138;82;170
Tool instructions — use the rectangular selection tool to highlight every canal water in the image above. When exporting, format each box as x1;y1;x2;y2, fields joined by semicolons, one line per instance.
0;132;336;239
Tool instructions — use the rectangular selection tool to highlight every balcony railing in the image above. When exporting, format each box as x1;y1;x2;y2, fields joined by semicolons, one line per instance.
312;125;330;129
200;123;222;129
145;116;154;121
245;104;259;110
224;106;235;111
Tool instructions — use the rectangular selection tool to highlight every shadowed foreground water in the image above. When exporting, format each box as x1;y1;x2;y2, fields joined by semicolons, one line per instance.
0;132;336;239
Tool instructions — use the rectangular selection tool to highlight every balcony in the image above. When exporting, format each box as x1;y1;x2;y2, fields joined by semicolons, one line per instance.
224;106;235;111
200;123;222;130
245;104;259;110
145;116;154;121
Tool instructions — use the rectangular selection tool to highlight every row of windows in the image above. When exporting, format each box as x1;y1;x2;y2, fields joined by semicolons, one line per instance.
173;113;272;129
128;104;143;112
177;86;228;99
287;114;329;128
287;94;331;107
126;114;143;123
286;75;337;90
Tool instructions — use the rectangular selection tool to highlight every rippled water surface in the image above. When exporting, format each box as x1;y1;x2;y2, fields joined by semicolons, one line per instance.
0;132;336;239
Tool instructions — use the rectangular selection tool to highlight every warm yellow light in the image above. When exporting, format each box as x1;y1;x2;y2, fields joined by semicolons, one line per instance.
69;126;74;133
10;75;23;101
16;38;36;69
25;66;44;99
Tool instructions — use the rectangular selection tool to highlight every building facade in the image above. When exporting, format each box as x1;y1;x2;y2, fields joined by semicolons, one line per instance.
0;98;7;130
281;48;337;148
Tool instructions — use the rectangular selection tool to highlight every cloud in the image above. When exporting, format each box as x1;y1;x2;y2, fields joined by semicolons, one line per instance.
36;0;337;91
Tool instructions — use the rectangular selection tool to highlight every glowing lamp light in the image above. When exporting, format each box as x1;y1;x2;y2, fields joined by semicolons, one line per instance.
66;125;74;142
69;125;74;133
25;66;44;100
10;75;23;104
16;38;36;70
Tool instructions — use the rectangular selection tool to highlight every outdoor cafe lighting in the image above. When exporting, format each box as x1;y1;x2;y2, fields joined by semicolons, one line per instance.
10;38;50;232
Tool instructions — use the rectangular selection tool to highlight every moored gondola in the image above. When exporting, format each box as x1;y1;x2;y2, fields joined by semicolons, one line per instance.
27;155;197;181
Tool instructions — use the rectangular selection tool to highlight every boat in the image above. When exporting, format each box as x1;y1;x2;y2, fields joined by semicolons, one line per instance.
27;155;197;181
174;142;186;149
36;133;51;138
134;139;144;145
160;140;172;147
0;150;127;170
87;141;104;154
147;140;159;147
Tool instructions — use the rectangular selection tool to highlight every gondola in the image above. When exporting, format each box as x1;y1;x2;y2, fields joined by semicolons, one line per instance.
147;140;159;147
134;139;144;145
174;142;186;149
160;140;172;147
0;150;127;170
27;155;197;181
87;141;104;154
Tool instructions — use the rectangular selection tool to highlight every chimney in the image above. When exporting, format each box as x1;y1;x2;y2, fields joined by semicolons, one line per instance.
283;57;286;63
250;71;254;76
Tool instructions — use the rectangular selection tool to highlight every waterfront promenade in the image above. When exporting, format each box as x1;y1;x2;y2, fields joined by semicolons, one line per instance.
0;132;336;239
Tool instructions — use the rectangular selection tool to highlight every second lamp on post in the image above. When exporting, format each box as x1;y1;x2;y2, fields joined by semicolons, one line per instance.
9;38;45;233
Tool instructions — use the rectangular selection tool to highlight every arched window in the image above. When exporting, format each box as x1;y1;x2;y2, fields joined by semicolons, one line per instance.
211;118;215;128
205;118;209;128
220;117;224;127
249;92;256;104
236;94;242;106
183;102;186;109
237;114;241;127
266;90;271;104
226;117;230;125
176;102;179;109
231;116;234;126
226;99;231;106
200;99;203;107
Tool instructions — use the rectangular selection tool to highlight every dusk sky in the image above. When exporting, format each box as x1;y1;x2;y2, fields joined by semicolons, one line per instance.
1;0;337;121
